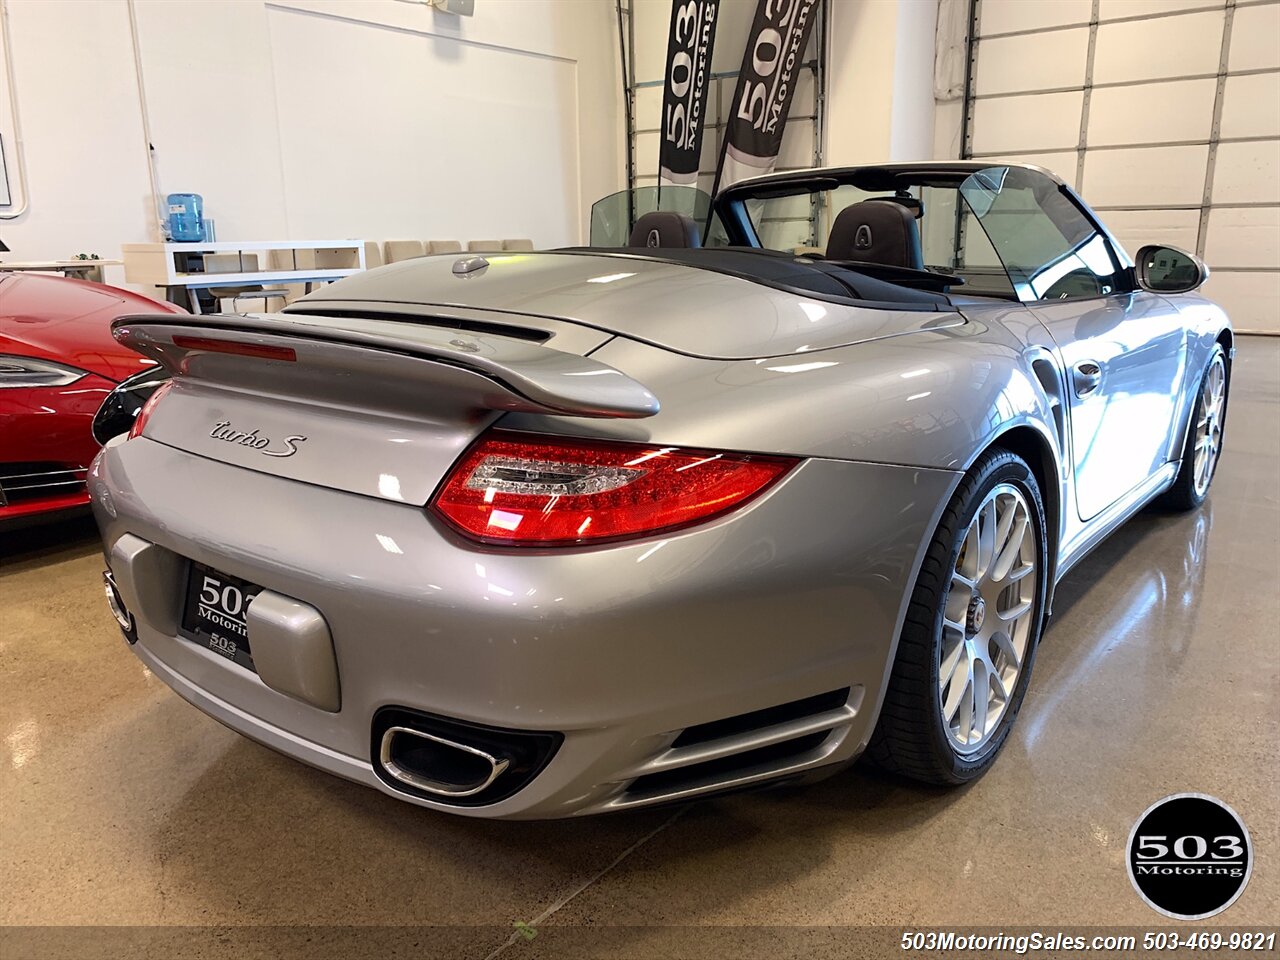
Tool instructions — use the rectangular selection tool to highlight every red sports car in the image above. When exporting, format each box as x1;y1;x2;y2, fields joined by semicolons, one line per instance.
0;272;184;526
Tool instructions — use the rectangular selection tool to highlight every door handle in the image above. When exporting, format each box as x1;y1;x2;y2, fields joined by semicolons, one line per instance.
1072;360;1103;398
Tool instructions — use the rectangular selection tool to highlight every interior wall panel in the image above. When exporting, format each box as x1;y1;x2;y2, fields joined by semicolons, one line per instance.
1086;79;1217;146
1102;209;1203;257
979;0;1090;35
1219;73;1280;138
986;150;1081;176
1201;272;1280;329
265;7;579;246
1228;3;1280;70
1082;144;1212;207
1212;141;1280;204
1098;0;1224;17
1204;206;1280;267
1091;11;1225;83
972;29;1089;95
971;91;1084;154
965;0;1280;332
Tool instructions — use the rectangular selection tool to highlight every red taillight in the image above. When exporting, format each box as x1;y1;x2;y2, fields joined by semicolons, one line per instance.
430;431;797;546
128;380;173;439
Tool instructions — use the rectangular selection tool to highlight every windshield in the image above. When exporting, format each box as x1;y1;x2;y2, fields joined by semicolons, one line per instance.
739;181;1017;297
734;165;1127;302
589;186;715;246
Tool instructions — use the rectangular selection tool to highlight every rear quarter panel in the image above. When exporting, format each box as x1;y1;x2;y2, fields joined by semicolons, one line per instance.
502;310;1065;476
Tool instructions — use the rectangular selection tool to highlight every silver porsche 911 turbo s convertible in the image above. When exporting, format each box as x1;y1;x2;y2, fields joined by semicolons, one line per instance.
91;162;1231;818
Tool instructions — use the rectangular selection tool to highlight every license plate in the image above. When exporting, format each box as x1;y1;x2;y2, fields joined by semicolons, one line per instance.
180;563;261;672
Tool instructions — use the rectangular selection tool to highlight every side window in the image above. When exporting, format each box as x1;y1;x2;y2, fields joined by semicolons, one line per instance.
919;185;1017;298
959;166;1125;301
703;211;731;248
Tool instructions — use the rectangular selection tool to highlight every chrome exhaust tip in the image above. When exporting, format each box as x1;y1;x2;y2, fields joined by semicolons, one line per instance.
102;570;135;639
379;726;509;798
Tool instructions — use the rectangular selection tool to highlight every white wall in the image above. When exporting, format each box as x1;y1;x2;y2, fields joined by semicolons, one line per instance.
949;0;1280;333
826;0;938;165
0;0;623;287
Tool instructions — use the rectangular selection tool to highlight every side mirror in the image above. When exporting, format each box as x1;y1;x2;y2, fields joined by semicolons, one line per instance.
1135;244;1209;294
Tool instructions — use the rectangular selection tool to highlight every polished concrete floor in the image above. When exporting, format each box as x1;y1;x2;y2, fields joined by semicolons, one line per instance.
2;338;1277;958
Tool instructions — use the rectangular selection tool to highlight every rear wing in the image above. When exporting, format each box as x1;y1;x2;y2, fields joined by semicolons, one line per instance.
111;312;659;419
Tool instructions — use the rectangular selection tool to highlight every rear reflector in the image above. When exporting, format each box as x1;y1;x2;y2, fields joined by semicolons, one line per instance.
128;380;173;439
430;431;796;546
171;335;297;362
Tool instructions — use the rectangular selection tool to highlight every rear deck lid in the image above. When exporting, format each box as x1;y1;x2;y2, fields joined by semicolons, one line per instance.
113;313;657;505
290;251;962;360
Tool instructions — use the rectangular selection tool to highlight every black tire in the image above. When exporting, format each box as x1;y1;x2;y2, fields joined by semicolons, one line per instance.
866;448;1050;785
1157;343;1228;512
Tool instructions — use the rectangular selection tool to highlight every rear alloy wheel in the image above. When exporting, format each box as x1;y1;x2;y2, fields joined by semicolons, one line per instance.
939;483;1037;754
1159;345;1228;511
867;449;1049;784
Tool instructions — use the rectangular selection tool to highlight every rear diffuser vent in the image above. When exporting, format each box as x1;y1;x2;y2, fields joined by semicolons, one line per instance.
628;731;830;798
672;687;850;748
621;687;855;803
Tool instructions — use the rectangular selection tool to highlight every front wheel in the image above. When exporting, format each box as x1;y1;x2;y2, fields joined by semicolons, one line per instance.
1158;344;1228;512
867;449;1050;784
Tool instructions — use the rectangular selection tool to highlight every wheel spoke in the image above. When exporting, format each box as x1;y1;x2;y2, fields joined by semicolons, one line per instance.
958;675;975;742
971;662;989;737
947;662;972;729
990;666;1009;704
960;520;980;581
991;631;1022;672
991;514;1029;583
993;496;1016;558
940;634;965;684
1006;562;1035;583
976;500;997;580
997;598;1032;622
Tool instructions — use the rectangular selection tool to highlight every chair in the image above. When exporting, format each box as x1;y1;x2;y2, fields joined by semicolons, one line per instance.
384;240;425;264
502;239;534;251
363;242;384;269
425;240;462;255
467;240;503;253
627;212;701;248
203;252;288;315
825;200;925;269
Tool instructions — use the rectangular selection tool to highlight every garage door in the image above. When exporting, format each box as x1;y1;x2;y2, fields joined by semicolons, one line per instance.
964;0;1280;333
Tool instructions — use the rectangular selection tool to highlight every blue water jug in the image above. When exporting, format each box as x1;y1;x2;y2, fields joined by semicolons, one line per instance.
167;193;205;242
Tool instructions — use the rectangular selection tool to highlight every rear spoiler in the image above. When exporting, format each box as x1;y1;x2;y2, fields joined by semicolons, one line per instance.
111;312;659;419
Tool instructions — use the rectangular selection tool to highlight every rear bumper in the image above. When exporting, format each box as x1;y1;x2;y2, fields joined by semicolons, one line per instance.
90;437;958;818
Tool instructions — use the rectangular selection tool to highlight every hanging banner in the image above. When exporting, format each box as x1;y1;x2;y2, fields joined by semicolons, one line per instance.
658;0;721;188
714;0;821;191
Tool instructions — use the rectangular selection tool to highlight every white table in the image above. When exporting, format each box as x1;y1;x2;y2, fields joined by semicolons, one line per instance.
0;259;123;282
121;240;366;313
